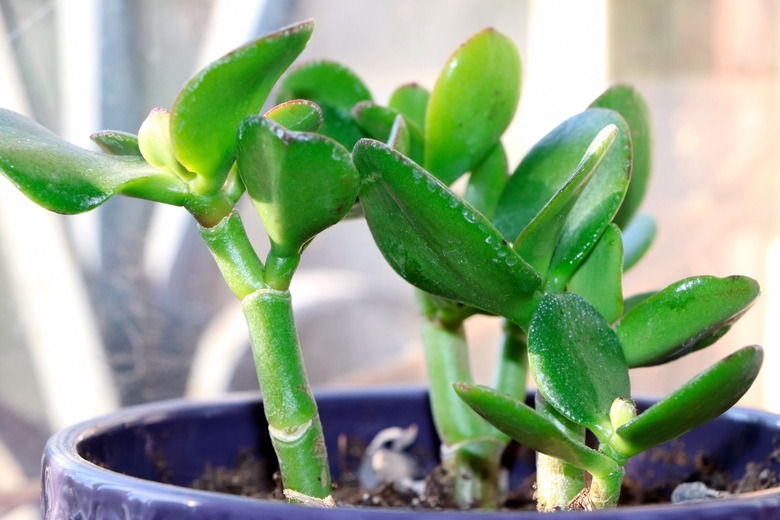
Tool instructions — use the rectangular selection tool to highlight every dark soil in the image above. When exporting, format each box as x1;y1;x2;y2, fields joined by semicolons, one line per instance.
184;437;780;512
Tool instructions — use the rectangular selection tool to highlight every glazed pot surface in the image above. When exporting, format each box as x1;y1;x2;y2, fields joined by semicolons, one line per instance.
42;387;780;519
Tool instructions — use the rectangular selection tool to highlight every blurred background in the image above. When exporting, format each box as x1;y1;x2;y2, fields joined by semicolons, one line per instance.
1;0;779;517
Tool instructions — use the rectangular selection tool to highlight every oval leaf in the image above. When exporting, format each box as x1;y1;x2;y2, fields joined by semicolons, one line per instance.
494;109;630;244
276;60;372;149
170;19;314;190
463;143;508;221
590;85;652;229
615;345;763;458
138;108;192;180
352;101;424;163
622;213;656;271
388;83;430;131
90;130;141;156
454;383;619;478
545;115;631;291
616;275;760;367
528;292;630;441
513;124;618;278
0;108;187;213
568;223;624;324
425;28;521;185
353;138;541;327
237;116;359;256
265;99;323;132
387;115;411;156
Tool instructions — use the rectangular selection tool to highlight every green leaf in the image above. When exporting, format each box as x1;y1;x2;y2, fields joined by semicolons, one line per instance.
568;223;624;324
388;83;430;131
386;115;411;156
353;138;542;327
276;59;372;149
616;275;760;367
463;143;508;221
494;109;630;244
615;345;763;458
237;116;359;257
545;117;631;292
622;213;656;271
0;108;188;213
138;108;192;180
622;291;655;317
265;99;323;132
454;383;619;478
512;124;618;278
424;28;521;185
170;19;314;191
352;101;424;163
90;130;141;156
528;292;630;441
590;85;652;229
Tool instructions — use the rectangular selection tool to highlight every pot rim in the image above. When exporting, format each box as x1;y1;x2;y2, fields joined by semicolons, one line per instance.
43;387;780;518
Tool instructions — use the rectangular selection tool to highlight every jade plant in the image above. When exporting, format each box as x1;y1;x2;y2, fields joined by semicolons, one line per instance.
0;19;763;513
340;28;762;511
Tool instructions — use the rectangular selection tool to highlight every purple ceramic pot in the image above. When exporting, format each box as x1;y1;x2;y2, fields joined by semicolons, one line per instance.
42;387;780;519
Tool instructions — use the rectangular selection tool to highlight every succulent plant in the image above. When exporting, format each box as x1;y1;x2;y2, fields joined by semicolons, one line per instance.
0;19;762;511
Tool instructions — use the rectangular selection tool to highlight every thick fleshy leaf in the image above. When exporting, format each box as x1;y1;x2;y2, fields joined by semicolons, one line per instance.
568;224;624;324
622;291;655;317
494;109;630;244
545;118;631;291
170;20;314;190
352;101;424;163
454;383;619;478
388;83;430;131
386;115;411;156
463;143;508;221
138;108;191;180
276;60;372;149
615;345;763;458
425;28;520;185
616;275;760;368
513;124;618;278
590;85;652;229
528;292;630;441
622;213;656;271
353;138;542;327
237;116;359;256
90;130;140;156
264;99;323;132
0;108;188;213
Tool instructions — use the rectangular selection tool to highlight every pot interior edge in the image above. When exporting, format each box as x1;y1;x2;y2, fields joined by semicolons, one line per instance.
47;389;780;515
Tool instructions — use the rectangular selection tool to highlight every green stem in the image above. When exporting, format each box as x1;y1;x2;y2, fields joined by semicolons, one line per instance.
417;291;504;509
185;189;234;228
198;211;265;299
534;392;585;511
588;468;625;509
200;212;329;501
264;249;302;291
243;289;331;500
493;320;527;399
535;453;586;511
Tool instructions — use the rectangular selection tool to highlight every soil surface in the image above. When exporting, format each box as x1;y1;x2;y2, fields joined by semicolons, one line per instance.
185;439;780;512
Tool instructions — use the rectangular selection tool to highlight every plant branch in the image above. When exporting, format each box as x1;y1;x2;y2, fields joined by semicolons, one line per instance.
493;320;527;399
199;211;265;299
243;289;331;500
417;291;504;509
534;392;585;511
200;212;329;500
